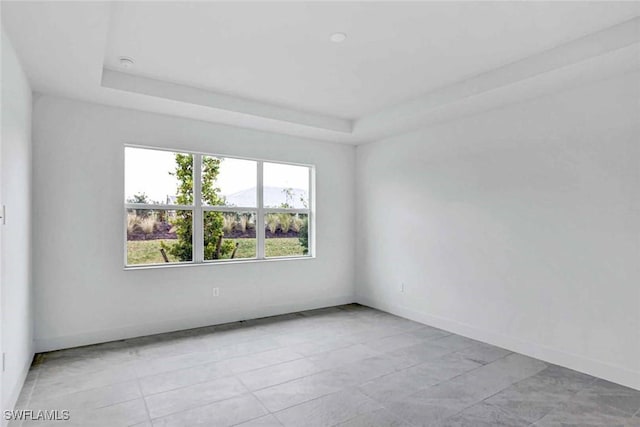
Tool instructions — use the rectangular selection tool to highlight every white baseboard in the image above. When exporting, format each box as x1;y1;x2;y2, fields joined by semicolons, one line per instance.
35;295;355;353
357;296;640;391
3;351;34;420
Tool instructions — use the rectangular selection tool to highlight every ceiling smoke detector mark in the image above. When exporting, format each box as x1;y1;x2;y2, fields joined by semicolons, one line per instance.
118;56;135;69
330;32;347;43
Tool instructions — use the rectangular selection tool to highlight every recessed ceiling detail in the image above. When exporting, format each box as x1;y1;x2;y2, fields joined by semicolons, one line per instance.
101;69;353;133
2;1;639;144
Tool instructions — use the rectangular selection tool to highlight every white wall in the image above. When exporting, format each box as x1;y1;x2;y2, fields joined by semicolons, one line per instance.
31;95;356;352
1;30;33;412
356;72;640;390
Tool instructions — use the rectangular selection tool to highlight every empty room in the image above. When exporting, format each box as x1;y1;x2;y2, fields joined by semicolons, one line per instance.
1;1;639;426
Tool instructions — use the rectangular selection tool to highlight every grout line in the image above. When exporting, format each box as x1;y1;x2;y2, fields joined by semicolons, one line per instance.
23;306;636;427
370;351;519;426
137;354;310;398
135;376;153;425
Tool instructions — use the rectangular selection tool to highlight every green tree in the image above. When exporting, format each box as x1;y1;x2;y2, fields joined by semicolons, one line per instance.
299;216;309;255
164;155;234;261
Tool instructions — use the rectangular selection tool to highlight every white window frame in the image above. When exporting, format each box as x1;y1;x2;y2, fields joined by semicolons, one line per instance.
124;145;314;268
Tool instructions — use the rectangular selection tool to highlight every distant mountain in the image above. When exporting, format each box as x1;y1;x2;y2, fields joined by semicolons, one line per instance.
225;186;308;209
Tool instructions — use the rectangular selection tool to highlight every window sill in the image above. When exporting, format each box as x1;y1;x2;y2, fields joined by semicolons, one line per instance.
124;255;315;271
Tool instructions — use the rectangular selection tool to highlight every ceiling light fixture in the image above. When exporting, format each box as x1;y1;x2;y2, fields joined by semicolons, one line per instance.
330;32;347;43
118;56;135;69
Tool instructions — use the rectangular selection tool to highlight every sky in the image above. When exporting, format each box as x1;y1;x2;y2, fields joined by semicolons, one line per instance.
125;147;309;204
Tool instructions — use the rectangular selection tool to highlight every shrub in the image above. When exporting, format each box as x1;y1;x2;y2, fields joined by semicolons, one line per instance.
239;214;249;233
127;213;156;235
127;214;142;234
222;213;236;234
266;214;279;234
292;216;303;233
140;216;156;234
278;213;292;233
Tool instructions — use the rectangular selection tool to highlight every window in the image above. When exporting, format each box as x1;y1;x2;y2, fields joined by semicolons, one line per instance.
125;146;313;267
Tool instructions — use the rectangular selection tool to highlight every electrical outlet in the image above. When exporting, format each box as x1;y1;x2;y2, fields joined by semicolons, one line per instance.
212;287;220;297
400;283;405;293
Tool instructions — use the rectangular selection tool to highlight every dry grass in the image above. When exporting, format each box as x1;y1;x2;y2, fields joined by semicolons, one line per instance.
239;215;249;232
266;214;279;233
127;213;157;235
278;214;292;233
140;216;156;234
223;214;236;234
291;217;303;233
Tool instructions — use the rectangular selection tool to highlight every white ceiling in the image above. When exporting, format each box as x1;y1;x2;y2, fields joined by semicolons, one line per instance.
2;1;639;144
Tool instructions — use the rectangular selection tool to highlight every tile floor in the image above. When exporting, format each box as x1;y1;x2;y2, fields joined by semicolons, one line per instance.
11;304;640;426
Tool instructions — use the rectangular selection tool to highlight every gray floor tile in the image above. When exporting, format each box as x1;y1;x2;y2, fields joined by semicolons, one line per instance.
358;353;482;403
574;379;640;416
430;335;482;352
91;399;150;426
29;380;141;411
133;351;220;378
452;342;511;365
234;414;284;426
284;335;355;356
441;402;530;426
152;394;268;427
363;332;430;353
344;326;408;344
275;389;381;427
145;375;247;418
13;305;638;427
385;340;456;368
449;353;547;398
218;348;304;374
33;360;138;391
367;315;425;331
411;352;484;384
308;344;382;370
381;353;547;426
21;398;150;427
485;364;597;422
335;408;411;427
383;392;463;427
406;326;452;341
199;337;282;360
237;358;323;391
329;354;406;385
253;370;353;412
359;368;439;403
138;360;232;395
533;398;633;426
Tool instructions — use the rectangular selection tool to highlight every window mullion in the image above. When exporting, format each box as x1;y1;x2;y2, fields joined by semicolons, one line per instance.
308;166;314;257
193;154;203;263
257;161;265;259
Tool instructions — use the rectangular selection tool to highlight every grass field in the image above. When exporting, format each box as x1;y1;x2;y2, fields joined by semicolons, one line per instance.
127;238;305;265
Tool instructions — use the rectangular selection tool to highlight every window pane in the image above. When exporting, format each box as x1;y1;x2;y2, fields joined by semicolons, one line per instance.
265;213;309;257
126;209;193;265
202;156;257;207
263;162;309;208
204;211;257;260
125;147;193;205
